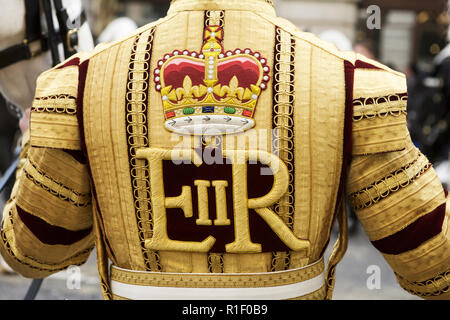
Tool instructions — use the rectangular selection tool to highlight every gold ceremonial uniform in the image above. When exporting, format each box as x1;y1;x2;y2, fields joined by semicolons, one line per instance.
1;0;450;300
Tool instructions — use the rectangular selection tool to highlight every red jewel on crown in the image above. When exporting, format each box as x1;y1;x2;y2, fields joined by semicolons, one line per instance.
154;26;270;135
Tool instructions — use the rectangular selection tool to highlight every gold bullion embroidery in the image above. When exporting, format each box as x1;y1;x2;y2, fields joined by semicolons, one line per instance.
32;95;77;115
349;152;432;211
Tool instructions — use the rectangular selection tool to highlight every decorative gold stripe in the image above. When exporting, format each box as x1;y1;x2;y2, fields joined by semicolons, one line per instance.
205;11;225;274
350;153;431;211
396;269;450;297
271;251;290;271
112;294;130;300
205;9;224;27
23;159;91;207
271;27;295;271
353;94;407;121
110;258;324;288
32;95;77;115
126;29;161;272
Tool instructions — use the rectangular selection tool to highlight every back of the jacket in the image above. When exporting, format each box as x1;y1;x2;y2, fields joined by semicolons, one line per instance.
2;0;449;300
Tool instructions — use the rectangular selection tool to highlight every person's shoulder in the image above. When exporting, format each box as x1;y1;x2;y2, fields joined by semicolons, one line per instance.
64;13;178;64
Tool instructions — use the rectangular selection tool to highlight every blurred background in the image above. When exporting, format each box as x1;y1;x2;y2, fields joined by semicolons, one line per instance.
0;0;449;300
82;0;448;73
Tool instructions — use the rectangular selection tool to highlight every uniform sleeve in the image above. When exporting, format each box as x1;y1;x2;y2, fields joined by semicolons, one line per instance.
0;56;94;279
346;55;450;299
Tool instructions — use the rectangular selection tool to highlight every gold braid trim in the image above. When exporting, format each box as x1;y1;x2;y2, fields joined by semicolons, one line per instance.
353;94;407;121
396;269;450;298
0;210;92;273
23;159;91;208
349;152;431;211
287;284;327;300
271;27;295;271
126;29;161;272
32;94;77;115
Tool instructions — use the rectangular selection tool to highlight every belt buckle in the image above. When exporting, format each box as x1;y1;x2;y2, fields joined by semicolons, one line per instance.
66;28;79;52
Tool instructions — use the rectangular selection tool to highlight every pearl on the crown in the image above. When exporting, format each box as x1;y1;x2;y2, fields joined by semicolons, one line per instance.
155;69;160;75
245;49;250;54
162;95;168;101
207;87;214;93
252;94;258;100
211;32;216;37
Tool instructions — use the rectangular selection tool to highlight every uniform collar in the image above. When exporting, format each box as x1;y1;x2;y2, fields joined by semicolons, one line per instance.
167;0;276;17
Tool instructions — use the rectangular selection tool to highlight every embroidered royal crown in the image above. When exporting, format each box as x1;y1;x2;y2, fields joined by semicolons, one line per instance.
154;26;270;135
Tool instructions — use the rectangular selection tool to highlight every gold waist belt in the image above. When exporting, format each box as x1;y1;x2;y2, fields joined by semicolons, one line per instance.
110;257;325;300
